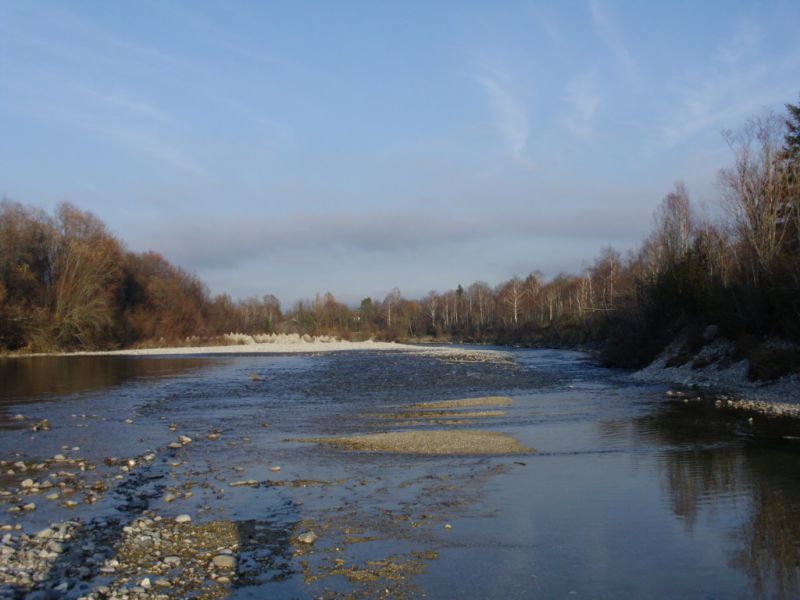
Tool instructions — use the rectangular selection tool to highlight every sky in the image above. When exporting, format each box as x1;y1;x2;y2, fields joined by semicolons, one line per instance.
2;1;800;306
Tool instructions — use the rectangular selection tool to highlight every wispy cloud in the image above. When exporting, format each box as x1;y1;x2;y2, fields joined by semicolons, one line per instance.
659;20;799;147
473;60;532;167
0;72;205;175
564;72;601;141
588;0;636;78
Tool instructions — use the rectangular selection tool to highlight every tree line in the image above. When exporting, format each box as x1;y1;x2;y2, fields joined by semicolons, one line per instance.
2;98;799;375
0;202;282;351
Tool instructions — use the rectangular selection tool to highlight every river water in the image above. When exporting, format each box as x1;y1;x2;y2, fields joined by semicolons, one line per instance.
1;348;799;599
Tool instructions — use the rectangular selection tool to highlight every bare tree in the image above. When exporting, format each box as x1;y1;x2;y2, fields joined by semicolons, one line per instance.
720;114;793;283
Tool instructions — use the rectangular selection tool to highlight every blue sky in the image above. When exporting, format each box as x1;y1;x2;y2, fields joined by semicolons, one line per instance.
2;1;799;305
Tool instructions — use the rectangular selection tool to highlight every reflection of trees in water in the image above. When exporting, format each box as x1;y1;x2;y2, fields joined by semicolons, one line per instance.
730;454;800;600
635;402;800;599
0;356;214;408
662;447;743;531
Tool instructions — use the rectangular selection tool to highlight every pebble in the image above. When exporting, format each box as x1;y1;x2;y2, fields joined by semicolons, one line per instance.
175;514;192;523
211;554;237;569
270;466;281;472
229;480;258;487
178;435;192;445
297;531;318;545
443;523;453;529
22;502;36;511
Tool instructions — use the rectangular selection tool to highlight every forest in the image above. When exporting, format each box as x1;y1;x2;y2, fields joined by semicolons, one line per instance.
1;100;799;377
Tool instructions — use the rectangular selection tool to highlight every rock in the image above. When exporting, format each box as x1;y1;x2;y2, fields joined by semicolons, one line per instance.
297;531;318;545
175;514;191;523
53;454;66;461
178;435;192;445
163;555;181;566
140;577;151;589
211;554;237;569
124;419;134;424
443;523;453;529
21;478;34;488
22;502;36;511
229;480;258;487
207;433;221;440
155;577;171;588
168;442;182;449
164;493;177;503
12;414;25;421
270;466;281;472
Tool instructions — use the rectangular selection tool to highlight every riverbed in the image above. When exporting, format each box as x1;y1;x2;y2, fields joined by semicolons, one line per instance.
1;348;799;599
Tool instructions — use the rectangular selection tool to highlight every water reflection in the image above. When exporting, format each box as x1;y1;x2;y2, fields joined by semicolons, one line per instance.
637;401;800;599
0;355;218;407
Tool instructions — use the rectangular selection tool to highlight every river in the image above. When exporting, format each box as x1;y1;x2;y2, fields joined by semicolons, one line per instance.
1;348;799;599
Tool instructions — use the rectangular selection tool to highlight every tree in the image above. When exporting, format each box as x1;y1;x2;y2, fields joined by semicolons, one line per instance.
383;288;401;329
654;182;694;267
784;97;800;162
720;114;794;283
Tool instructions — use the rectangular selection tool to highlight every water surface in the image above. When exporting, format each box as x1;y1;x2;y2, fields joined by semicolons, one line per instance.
1;348;799;599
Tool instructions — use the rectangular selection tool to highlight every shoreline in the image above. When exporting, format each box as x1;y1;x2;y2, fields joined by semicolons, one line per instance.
631;337;800;418
3;338;510;361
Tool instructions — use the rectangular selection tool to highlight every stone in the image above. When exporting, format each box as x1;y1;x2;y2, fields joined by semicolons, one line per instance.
703;324;719;342
164;493;177;503
229;480;258;487
178;435;192;445
175;514;191;523
270;466;281;472
21;479;34;488
297;531;318;545
163;556;181;566
140;577;151;589
22;502;36;511
211;554;237;569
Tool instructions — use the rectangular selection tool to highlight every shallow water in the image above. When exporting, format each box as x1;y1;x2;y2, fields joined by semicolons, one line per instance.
1;348;800;598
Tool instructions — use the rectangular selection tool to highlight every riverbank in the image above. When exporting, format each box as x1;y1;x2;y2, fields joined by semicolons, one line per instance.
632;336;800;417
5;334;509;362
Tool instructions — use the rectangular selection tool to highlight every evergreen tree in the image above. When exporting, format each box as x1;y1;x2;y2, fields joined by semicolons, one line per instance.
785;97;800;161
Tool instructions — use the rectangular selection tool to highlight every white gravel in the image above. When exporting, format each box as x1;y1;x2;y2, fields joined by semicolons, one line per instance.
632;337;800;408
